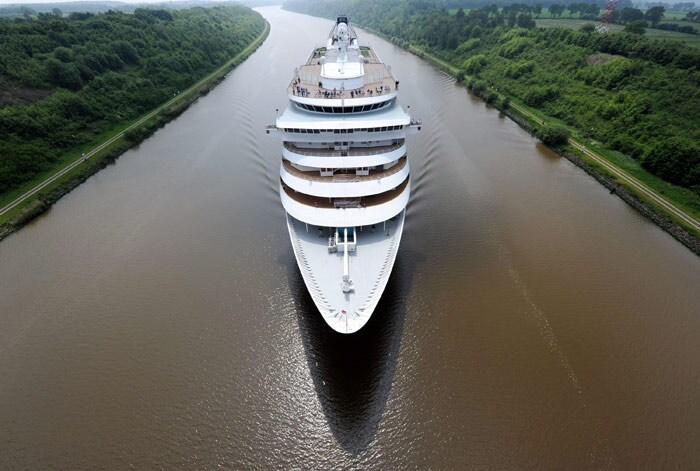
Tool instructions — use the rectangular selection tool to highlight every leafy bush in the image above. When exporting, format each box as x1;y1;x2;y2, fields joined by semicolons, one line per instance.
504;60;534;79
471;80;487;95
643;138;700;187
456;38;481;55
462;54;487;74
624;20;648;35
499;36;535;59
576;56;640;90
538;125;570;146
523;86;559;107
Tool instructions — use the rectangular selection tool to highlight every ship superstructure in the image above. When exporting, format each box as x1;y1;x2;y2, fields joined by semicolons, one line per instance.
267;16;421;333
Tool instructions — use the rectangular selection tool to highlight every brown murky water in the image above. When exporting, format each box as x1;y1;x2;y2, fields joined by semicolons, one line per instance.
1;7;700;469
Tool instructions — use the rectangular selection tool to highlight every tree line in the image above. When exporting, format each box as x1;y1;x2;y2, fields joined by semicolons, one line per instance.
0;6;265;196
285;0;700;192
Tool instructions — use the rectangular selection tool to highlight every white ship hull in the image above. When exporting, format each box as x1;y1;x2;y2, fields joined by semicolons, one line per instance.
286;209;405;334
267;15;420;333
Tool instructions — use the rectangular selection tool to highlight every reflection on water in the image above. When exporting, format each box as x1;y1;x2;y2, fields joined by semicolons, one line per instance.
287;250;419;454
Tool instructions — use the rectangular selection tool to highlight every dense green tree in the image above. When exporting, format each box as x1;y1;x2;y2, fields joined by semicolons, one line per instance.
0;6;265;195
549;4;565;17
643;138;700;187
568;3;579;18
538;125;570;146
619;7;645;24
645;6;665;27
585;3;600;19
46;58;83;90
533;3;543;18
624;20;647;34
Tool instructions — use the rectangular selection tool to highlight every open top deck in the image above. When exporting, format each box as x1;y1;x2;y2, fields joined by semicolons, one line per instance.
289;45;397;100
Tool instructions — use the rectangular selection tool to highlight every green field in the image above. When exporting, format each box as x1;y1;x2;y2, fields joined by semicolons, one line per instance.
662;10;692;20
535;18;700;47
450;7;700;36
533;8;591;19
659;19;700;32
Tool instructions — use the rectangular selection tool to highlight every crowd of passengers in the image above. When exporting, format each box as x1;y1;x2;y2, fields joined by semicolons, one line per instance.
292;78;392;98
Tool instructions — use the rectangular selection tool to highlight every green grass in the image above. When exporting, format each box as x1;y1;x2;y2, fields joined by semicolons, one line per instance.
0;132;134;222
0;118;137;210
571;135;700;221
659;19;700;32
663;11;691;20
533;9;591;19
535;18;700;47
644;27;700;46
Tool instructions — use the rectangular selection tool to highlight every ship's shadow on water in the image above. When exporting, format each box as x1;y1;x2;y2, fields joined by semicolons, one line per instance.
282;246;421;455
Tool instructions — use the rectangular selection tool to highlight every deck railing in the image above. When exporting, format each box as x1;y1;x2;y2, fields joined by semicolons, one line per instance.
281;177;409;209
282;157;407;183
284;140;404;157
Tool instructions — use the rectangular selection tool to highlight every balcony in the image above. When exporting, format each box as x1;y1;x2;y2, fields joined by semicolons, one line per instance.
284;140;404;158
282;157;407;183
282;141;407;169
281;177;408;209
280;177;410;227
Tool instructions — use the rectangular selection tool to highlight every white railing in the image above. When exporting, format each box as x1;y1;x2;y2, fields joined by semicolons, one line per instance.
284;141;404;157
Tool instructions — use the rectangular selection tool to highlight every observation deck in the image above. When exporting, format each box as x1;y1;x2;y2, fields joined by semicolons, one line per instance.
288;42;398;108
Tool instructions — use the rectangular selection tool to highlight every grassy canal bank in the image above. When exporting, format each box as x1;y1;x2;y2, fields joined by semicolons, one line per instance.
0;20;270;243
359;25;700;256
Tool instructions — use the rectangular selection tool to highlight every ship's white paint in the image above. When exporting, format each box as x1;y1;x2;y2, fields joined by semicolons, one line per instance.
269;17;419;334
286;211;405;334
281;129;406;143
276;101;411;129
280;162;410;198
279;180;410;228
282;142;406;168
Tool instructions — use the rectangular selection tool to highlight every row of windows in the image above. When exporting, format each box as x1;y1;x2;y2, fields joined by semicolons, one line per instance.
284;125;404;134
295;101;389;114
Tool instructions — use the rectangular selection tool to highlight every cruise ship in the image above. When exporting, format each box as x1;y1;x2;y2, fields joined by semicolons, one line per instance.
267;16;421;334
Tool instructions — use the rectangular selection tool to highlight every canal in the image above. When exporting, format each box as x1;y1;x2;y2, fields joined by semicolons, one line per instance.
1;6;699;469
